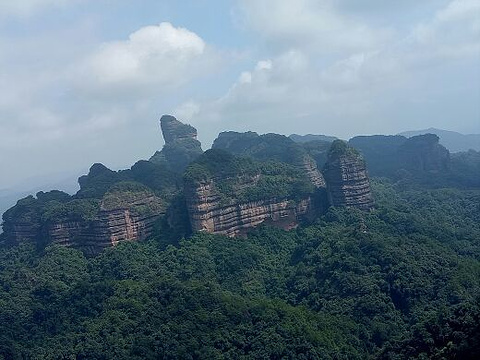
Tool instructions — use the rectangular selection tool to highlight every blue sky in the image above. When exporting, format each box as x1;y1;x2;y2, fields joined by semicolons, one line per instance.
0;0;479;190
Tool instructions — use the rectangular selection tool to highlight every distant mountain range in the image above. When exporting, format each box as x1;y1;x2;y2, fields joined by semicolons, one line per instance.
398;128;480;153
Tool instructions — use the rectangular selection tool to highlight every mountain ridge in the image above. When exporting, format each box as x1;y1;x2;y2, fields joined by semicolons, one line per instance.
398;127;480;152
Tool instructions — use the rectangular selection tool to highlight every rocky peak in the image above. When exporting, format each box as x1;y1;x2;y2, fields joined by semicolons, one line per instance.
160;115;198;144
323;140;374;210
150;115;203;172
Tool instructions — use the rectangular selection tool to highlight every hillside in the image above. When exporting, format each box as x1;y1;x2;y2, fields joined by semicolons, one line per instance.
1;116;480;359
0;181;479;359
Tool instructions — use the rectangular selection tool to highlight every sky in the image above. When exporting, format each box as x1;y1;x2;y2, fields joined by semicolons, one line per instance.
0;0;479;191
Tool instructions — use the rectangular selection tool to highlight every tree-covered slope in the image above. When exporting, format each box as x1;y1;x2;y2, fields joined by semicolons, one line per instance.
1;180;479;359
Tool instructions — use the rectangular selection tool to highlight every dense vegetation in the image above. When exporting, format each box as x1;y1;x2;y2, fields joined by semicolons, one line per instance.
1;180;479;359
184;149;316;203
212;132;308;166
1;160;179;242
77;161;179;199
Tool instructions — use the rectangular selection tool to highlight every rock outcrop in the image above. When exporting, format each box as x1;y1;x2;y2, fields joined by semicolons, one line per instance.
150;115;203;171
2;115;385;253
185;179;316;236
3;220;40;244
160;114;198;143
46;195;163;255
323;140;374;210
2;187;165;256
185;184;316;237
184;149;319;236
302;156;326;188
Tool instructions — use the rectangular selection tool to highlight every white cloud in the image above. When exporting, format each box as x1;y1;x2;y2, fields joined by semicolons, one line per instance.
75;22;212;95
180;51;330;143
0;21;222;188
173;101;200;122
237;0;392;54
0;0;70;16
183;0;480;144
0;0;478;190
436;0;480;22
412;0;480;59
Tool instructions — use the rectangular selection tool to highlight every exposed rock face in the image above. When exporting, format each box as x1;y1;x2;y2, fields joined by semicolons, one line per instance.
3;116;385;253
302;156;326;188
160;114;198;143
150;115;203;171
183;149;321;236
3;221;40;244
3;191;165;256
46;207;161;256
185;179;316;237
323;141;374;210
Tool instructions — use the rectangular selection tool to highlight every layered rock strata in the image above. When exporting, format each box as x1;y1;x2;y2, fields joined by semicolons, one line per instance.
185;179;315;236
46;208;161;256
3;222;40;244
160;114;198;143
302;156;326;188
323;141;374;210
3;194;164;256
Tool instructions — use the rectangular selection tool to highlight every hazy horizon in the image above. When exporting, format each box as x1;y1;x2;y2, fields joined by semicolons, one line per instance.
1;0;479;190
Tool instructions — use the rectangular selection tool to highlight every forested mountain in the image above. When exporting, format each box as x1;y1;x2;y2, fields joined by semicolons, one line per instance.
1;116;480;359
398;128;480;153
349;134;480;188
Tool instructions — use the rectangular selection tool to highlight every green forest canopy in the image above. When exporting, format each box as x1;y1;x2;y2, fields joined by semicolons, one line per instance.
1;180;479;359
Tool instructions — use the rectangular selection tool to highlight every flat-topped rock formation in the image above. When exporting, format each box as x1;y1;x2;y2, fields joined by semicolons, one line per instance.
212;131;326;189
2;184;165;256
323;140;374;210
47;193;163;255
185;179;315;236
184;149;319;236
2;115;383;254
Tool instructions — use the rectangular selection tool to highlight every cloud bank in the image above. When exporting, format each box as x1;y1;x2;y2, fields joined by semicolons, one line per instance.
180;0;480;144
77;23;208;94
0;21;218;189
0;0;478;190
